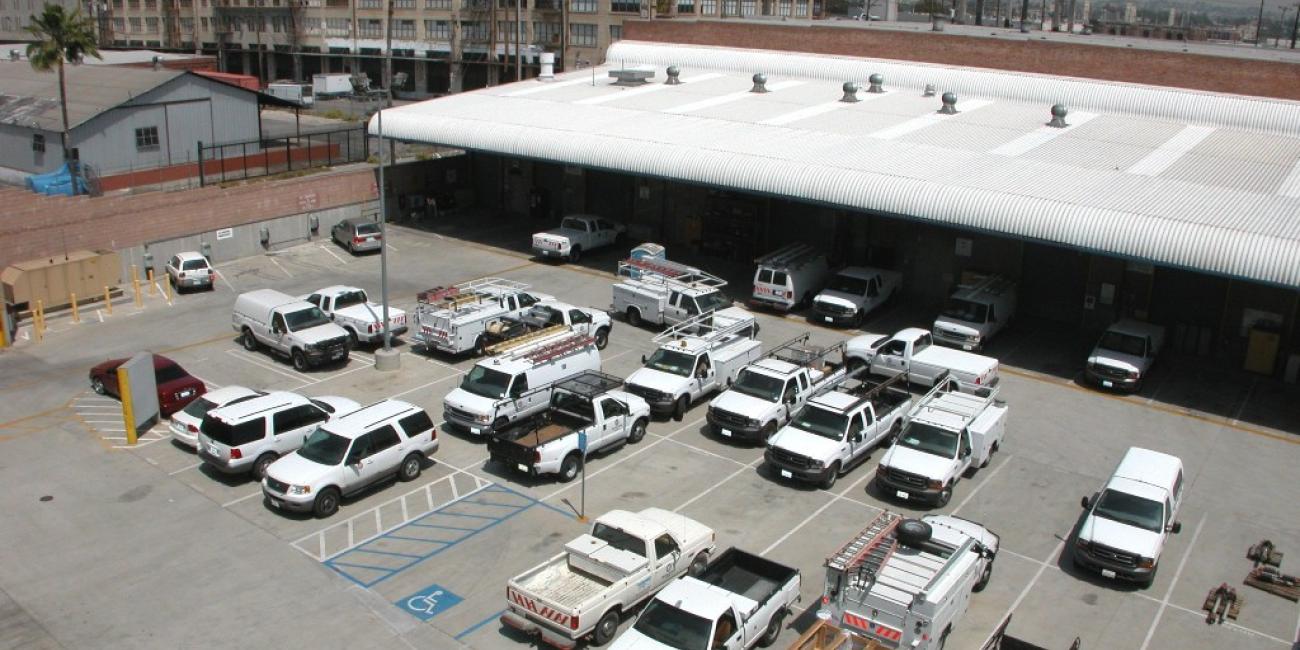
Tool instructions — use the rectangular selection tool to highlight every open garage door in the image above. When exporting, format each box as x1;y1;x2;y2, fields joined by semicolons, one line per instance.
1019;243;1087;324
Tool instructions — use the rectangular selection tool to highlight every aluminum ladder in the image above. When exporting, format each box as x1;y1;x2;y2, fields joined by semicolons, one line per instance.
828;511;903;574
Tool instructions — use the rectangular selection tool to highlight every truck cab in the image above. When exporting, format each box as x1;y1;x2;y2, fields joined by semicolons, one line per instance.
304;285;408;346
812;266;900;327
932;274;1017;351
625;312;762;421
1085;319;1166;392
1074;447;1183;588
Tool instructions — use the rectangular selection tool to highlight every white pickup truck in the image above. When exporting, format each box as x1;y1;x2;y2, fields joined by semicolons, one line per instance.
486;301;613;351
1084;319;1166;392
612;548;800;650
411;278;552;356
487;371;650;482
875;375;1008;507
532;214;626;263
812;266;901;327
766;372;913;490
303;285;407;346
707;335;848;444
625;310;762;421
502;508;716;648
848;328;1000;394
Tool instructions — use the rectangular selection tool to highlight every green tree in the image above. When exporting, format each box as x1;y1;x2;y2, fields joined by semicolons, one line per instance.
25;4;101;162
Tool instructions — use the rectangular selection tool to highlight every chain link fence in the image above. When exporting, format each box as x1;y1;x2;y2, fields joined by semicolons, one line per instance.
197;126;368;186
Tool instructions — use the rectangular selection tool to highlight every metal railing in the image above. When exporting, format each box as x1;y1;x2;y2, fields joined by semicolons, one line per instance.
197;125;367;186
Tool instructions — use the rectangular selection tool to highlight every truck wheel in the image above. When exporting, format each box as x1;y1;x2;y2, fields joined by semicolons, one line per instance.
253;453;278;479
242;328;259;351
820;462;841;490
568;246;582;263
559;453;581;483
886;420;902;447
628;418;647;444
672;396;688;422
594;327;610;350
937;626;951;650
852;310;865;328
757;610;786;648
936;483;953;507
625;307;641;327
688;551;710;576
974;559;994;592
345;328;359;349
398;453;423;481
313;487;341;518
292;349;309;372
592;608;620;646
473;335;487;357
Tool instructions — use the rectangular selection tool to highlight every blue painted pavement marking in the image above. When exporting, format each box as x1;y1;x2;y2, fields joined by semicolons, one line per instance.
396;583;463;621
455;609;507;640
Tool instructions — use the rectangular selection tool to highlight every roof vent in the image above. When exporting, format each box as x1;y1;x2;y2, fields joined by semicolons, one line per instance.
151;55;163;71
8;49;19;62
609;67;654;86
1048;103;1069;128
750;73;768;93
938;91;959;115
665;65;681;85
867;73;884;93
923;83;936;97
840;81;860;103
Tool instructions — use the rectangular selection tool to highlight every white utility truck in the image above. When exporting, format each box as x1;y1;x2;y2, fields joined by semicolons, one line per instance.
612;548;801;650
312;72;353;97
531;214;626;262
303;285;407;346
810;511;999;650
232;289;351;371
1084;319;1166;392
502;508;716;648
612;257;734;329
707;335;849;444
625;311;763;421
749;243;830;312
812;267;902;327
932;274;1017;352
411;278;552;356
487;371;650;482
484;300;613;350
1074;447;1184;588
765;372;913;490
875;375;1007;507
848;328;1000;394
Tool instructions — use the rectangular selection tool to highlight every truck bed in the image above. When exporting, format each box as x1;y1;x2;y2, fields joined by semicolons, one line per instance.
791;619;888;650
515;558;613;610
696;548;798;608
493;410;590;448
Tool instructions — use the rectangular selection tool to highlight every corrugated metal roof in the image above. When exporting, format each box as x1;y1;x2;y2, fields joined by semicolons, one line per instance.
0;60;185;130
371;42;1300;288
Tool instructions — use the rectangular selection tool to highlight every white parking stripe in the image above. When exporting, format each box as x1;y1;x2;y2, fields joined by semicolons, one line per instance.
318;245;349;266
542;416;706;503
223;349;313;386
950;454;1014;516
981;539;1065;649
1139;513;1207;650
390;372;462;400
673;458;761;514
222;490;263;508
169;462;202;475
762;470;879;556
268;257;293;278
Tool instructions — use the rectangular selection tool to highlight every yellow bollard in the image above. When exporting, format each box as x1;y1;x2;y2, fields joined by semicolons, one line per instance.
163;274;172;303
146;269;155;296
117;366;137;445
104;285;113;316
70;293;79;323
131;266;142;308
34;300;44;342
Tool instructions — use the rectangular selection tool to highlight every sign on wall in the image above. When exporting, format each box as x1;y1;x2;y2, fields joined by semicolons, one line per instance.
215;228;234;240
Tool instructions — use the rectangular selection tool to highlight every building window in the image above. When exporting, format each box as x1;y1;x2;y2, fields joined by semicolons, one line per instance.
609;24;621;40
461;20;487;41
794;0;806;16
113;17;125;32
135;126;160;151
610;0;637;10
393;0;414;7
425;0;451;7
425;19;450;39
721;0;737;15
144;0;156;7
32;134;45;153
532;20;560;44
303;17;320;33
324;17;349;35
676;0;693;12
393;18;415;38
358;18;382;37
569;21;595;46
127;0;138;9
180;17;194;32
128;17;142;32
569;0;595;12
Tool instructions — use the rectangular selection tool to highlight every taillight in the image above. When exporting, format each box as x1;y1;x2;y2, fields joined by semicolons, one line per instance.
430;427;437;440
230;448;243;459
569;615;579;631
533;451;541;464
187;424;199;433
354;236;364;244
369;323;378;333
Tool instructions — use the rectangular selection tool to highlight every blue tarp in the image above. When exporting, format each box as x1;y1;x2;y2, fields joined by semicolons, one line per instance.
25;163;85;196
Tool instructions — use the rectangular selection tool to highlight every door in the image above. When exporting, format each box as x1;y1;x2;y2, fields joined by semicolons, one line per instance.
347;425;402;490
596;219;618;247
506;374;535;419
779;380;797;423
270;312;289;350
666;292;688;324
873;338;908;376
848;412;870;459
166;255;179;280
596;398;627;448
568;309;592;336
690;355;714;400
271;403;329;453
652;533;683;585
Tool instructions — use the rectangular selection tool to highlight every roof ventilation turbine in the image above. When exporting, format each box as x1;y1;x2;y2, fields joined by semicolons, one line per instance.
840;81;860;103
750;73;768;93
152;55;163;71
923;83;936;97
609;67;654;86
867;73;884;93
938;91;959;114
1048;103;1069;128
665;65;682;85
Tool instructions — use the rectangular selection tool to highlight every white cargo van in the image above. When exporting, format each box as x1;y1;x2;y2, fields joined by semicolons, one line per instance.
749;243;830;312
442;329;601;436
932;274;1017;351
232;289;351;371
1074;447;1183;588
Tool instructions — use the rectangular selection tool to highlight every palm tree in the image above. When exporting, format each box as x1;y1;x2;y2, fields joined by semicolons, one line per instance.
25;4;102;162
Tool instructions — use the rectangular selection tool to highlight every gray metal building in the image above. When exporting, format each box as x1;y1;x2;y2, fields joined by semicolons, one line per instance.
0;60;269;178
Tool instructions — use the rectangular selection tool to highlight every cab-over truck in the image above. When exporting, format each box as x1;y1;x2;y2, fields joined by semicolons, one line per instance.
411;278;552;356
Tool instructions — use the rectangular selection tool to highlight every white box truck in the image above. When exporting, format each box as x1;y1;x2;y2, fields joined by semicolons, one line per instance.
312;73;353;98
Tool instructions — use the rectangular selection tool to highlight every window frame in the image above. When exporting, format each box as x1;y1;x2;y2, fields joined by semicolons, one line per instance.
134;125;160;151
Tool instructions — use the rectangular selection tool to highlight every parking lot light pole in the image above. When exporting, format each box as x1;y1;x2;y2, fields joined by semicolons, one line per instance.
374;93;400;372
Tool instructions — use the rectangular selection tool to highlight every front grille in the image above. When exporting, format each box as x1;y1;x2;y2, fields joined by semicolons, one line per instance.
710;407;753;428
1088;543;1138;567
445;405;478;423
1091;364;1130;380
937;327;978;343
769;447;816;469
265;477;289;494
888;467;928;488
625;384;665;402
815;301;855;316
318;336;349;353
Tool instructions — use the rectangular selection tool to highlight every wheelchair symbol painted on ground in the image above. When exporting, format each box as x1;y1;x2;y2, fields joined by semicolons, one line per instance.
397;583;463;621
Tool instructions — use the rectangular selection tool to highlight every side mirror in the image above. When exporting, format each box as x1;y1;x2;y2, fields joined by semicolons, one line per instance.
641;355;647;364
1169;521;1182;534
852;433;863;443
1080;495;1091;509
784;395;796;406
960;446;971;459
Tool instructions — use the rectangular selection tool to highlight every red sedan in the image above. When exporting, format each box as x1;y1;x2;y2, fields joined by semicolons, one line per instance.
88;354;206;418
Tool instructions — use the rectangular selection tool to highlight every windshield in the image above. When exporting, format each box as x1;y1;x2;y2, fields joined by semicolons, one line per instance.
791;405;848;440
591;523;647;558
460;365;513;399
632;600;712;650
182;397;218;420
334;290;368;310
155;363;189;384
941;298;989;324
731;369;784;402
181;259;208;271
284;306;331;331
1097;331;1146;357
297;428;350;466
1093;489;1164;533
896;422;960;457
561;217;587;231
645;348;696;378
695;291;731;314
356;222;381;235
827;274;868;295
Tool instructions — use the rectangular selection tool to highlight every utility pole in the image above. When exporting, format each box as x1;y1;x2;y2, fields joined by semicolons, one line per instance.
1256;0;1266;45
1020;0;1029;30
384;0;393;105
1291;0;1299;47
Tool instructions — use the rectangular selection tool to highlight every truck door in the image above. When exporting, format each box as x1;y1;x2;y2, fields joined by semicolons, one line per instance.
652;534;683;584
596;219;617;247
779;380;797;423
848;412;869;460
270;312;289;349
596;397;627;448
874;338;909;376
959;428;974;471
505;374;531;421
568;309;591;336
691;354;715;399
666;292;687;324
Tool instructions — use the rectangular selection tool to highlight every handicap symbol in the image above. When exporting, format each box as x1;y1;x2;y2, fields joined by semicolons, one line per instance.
406;591;444;615
397;584;462;621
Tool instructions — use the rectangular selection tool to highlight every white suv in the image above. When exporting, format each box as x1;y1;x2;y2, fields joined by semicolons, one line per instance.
1074;447;1184;588
169;385;264;449
165;251;215;292
262;399;439;518
197;392;360;478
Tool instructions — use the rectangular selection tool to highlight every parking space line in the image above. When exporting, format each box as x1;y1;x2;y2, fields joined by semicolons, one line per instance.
169;462;202;475
981;539;1066;649
213;269;237;292
762;470;880;556
673;458;761;514
223;349;314;386
542;416;706;503
950;454;1014;516
268;256;293;278
1138;513;1207;650
390;373;463;400
1229;377;1258;426
318;245;349;266
222;490;263;508
456;609;508;641
649;433;749;467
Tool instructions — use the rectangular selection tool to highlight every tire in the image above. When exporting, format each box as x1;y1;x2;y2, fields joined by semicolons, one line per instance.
492;417;509;434
885;420;902;447
759;421;778;443
90;376;105;395
799;292;812;310
398;453;422;481
559;453;581;483
973;559;994;592
980;441;1000;469
253;453;278;479
625;307;641;327
672;395;688;422
757;611;786;648
241;328;259;351
592;608;620;646
820;462;841;490
594;327;610;350
568;246;582;263
473;335;487;357
852;310;865;328
937;626;950;650
313;487;341;518
345;328;359;349
936;483;953;508
292;349;309;372
628;418;647;444
688;551;710;577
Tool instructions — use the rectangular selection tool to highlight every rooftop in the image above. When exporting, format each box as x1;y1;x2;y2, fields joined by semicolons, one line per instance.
374;41;1300;288
0;60;184;131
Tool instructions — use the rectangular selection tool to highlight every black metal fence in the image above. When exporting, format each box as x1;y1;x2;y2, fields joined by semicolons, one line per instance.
197;125;368;186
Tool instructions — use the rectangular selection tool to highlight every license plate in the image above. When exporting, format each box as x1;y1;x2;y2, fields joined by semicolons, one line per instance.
720;429;732;437
208;444;219;455
1102;380;1114;388
1101;569;1117;579
269;498;282;509
824;317;833;323
780;469;793;479
517;463;529;472
470;427;481;434
962;345;973;351
896;490;909;500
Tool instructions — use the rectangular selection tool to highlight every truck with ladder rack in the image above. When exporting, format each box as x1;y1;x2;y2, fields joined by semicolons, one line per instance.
612;257;737;329
625;310;763;421
750;243;831;312
411;278;553;356
483;300;613;350
932;274;1017;352
808;510;999;650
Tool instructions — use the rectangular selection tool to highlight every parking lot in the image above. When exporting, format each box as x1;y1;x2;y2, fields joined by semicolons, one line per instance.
1;218;1298;650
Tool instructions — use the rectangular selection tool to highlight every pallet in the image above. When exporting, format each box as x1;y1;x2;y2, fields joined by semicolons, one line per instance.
789;619;885;650
1245;567;1300;602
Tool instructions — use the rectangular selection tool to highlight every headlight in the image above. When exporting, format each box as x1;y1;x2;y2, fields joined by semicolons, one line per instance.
926;478;944;489
288;485;312;495
1137;557;1155;569
1075;538;1092;551
477;414;491;423
1127;370;1140;380
810;459;825;469
876;463;888;474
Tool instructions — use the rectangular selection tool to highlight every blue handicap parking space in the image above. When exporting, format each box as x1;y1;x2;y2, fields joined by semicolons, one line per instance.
396;583;463;621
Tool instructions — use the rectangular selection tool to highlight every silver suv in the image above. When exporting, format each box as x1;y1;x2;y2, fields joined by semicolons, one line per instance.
198;392;359;479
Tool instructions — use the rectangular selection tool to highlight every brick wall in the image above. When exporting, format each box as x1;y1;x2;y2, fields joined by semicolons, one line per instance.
622;21;1300;101
0;169;376;271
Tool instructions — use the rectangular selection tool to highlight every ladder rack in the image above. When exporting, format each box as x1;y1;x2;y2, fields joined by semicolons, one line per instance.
755;242;824;270
828;511;902;574
765;334;845;369
618;259;728;290
652;310;754;346
505;331;595;364
485;324;569;356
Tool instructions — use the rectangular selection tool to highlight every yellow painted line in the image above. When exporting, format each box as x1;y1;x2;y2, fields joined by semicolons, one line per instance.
1000;366;1298;446
0;403;77;430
